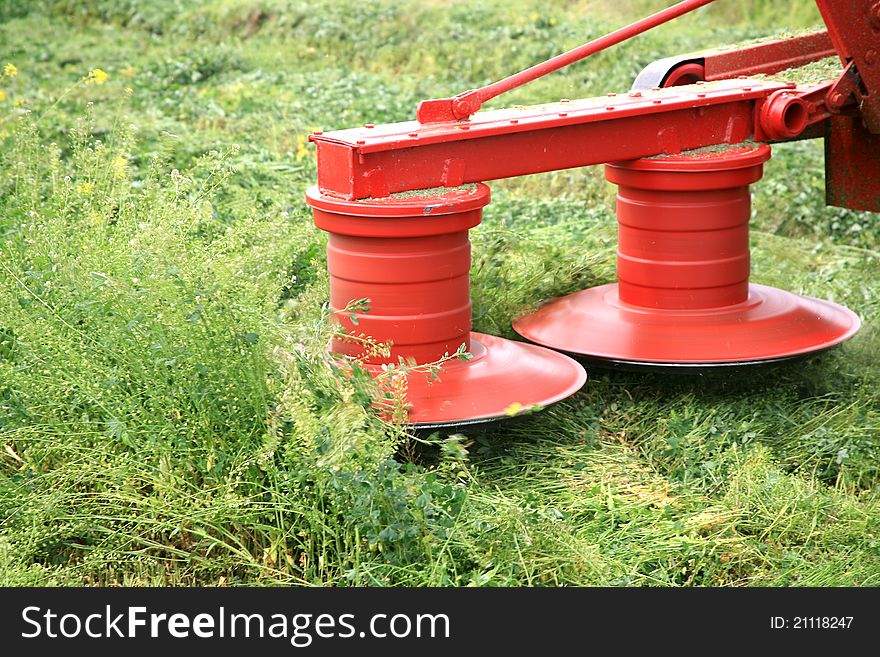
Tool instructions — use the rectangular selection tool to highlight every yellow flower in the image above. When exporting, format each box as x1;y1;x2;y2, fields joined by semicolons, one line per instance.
530;13;538;23
112;156;127;178
0;90;6;102
3;63;18;78
76;181;95;195
295;134;310;161
503;402;524;416
85;68;108;85
125;87;134;96
549;17;557;26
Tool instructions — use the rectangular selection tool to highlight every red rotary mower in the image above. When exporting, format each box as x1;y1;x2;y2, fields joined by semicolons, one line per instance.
305;0;877;427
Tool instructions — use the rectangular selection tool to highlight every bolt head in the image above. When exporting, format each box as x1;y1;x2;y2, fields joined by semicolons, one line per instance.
452;98;472;118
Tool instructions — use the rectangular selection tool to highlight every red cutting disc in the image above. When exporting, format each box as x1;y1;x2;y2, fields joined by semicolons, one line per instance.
512;283;860;367
365;332;587;427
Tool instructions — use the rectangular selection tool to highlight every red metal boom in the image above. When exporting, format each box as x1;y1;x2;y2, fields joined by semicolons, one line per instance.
314;79;792;199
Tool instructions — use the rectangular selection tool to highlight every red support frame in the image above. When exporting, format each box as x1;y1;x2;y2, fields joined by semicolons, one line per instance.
635;30;835;88
310;0;880;207
704;30;837;80
313;79;790;200
815;0;880;133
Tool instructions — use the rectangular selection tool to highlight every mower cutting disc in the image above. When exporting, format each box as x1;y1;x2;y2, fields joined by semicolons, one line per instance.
367;332;587;428
513;283;860;367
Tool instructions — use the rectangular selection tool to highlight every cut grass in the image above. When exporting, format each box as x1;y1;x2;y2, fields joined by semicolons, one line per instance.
1;0;879;587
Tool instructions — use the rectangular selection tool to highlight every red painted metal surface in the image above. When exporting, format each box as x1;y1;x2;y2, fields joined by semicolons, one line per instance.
311;0;877;210
362;333;587;426
313;78;788;200
825;115;880;211
756;82;843;141
612;144;766;310
702;30;836;80
512;145;860;365
759;89;812;141
417;0;717;123
662;62;706;87
638;30;835;89
305;184;586;425
815;0;880;133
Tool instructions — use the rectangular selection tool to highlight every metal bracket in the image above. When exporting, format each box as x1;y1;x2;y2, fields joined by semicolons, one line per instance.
815;0;880;133
826;61;863;113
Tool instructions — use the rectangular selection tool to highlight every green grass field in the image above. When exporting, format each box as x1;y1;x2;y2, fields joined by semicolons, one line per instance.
1;0;879;586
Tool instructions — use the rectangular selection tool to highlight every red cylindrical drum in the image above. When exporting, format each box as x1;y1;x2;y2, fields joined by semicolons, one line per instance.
307;185;489;364
606;144;769;310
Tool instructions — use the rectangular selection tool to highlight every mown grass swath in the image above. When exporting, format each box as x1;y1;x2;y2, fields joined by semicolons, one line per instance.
1;0;879;586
